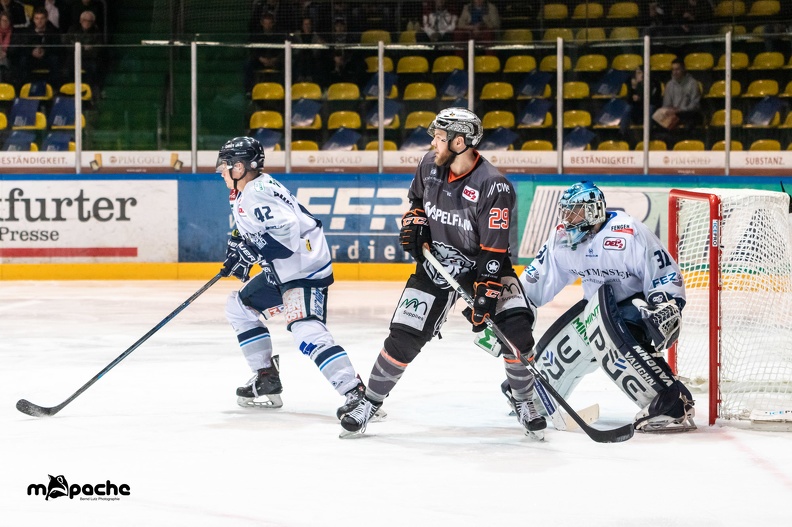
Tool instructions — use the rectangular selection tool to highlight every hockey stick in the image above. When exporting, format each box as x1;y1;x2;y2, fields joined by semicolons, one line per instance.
422;245;634;443
16;273;224;418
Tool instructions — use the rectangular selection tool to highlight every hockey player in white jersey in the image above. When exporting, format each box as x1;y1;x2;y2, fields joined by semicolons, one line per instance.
217;136;368;419
515;181;695;432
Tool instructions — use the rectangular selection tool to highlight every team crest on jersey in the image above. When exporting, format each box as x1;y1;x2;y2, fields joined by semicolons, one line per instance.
485;259;500;275
253;181;266;192
462;186;479;203
603;237;626;250
422;243;475;288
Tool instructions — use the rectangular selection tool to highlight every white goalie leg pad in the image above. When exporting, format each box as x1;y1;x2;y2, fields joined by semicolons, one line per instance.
584;285;677;411
530;299;599;414
289;318;359;395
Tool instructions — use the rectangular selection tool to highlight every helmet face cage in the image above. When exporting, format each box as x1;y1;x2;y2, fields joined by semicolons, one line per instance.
216;136;265;176
426;107;483;147
558;182;607;245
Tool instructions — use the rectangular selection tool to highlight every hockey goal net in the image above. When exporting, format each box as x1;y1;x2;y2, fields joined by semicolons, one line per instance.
668;189;792;426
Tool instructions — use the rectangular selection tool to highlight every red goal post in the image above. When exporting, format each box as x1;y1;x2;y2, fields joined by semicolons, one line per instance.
668;188;792;426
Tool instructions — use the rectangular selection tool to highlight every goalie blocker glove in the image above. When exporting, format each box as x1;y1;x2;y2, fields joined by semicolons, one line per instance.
400;206;431;262
632;292;682;352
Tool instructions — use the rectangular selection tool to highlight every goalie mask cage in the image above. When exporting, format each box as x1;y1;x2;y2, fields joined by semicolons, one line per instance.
668;189;792;426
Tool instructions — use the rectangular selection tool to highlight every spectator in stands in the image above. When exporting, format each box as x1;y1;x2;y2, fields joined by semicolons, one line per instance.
30;0;68;33
643;1;671;37
456;0;500;42
291;16;326;84
0;12;12;83
70;0;103;32
251;0;291;34
20;7;61;86
1;0;27;29
656;58;702;130
64;9;102;85
244;11;283;94
294;0;330;34
420;0;457;43
626;66;662;133
327;17;363;87
672;0;713;36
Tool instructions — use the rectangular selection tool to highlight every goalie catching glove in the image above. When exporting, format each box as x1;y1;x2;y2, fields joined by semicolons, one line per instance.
400;207;431;263
221;229;265;282
632;292;682;352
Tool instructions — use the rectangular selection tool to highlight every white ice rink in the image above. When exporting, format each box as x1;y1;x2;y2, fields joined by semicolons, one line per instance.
2;279;791;527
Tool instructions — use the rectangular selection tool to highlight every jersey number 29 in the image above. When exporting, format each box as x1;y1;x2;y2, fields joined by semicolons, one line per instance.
488;208;509;229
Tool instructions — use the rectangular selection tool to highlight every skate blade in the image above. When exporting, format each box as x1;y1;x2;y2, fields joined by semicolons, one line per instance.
237;394;283;409
524;430;545;441
637;417;697;434
338;429;369;439
370;408;387;422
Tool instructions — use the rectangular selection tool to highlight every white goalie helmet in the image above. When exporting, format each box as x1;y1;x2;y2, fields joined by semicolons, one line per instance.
426;107;483;148
558;181;607;246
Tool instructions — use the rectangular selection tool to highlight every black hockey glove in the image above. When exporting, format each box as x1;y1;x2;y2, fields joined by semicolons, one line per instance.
400;208;431;263
471;281;503;327
221;230;264;282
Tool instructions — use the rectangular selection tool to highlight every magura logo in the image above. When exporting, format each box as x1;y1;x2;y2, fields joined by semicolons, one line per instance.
27;475;131;501
400;298;428;315
603;237;625;250
462;186;479;202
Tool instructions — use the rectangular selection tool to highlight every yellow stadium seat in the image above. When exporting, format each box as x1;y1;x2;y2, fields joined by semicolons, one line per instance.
293;113;322;130
502;29;533;42
366;114;400;130
365;84;398;100
597;140;629;150
744;111;780;128
482;111;515;129
749;139;781;150
563;81;590;99
574;54;608;72
360;29;391;44
563;110;592;128
714;52;749;70
710;109;743;126
518;112;553;128
59;83;93;101
780;81;792;98
712;140;743;150
684;53;714;71
575;27;607;42
777;113;792;129
364;56;394;73
291;140;319;151
291;82;322;100
609;26;639;40
742;79;779;98
327;83;360;101
12;112;47;130
748;0;780;16
521;140;554;150
365;140;398;151
714;1;746;16
20;82;53;101
612;54;642;71
252;82;284;101
474;56;501;73
572;2;604;19
399;30;417;43
404;111;435;130
607;2;639;19
503;55;537;73
543;3;568;19
650;54;677;72
539;55;571;72
749;52;785;70
636;140;668;151
480;82;514;100
788;142;792;150
0;83;15;101
403;83;437;100
397;56;430;74
543;28;574;42
705;80;742;98
328;111;362;130
249;110;284;129
432;55;465;73
0;112;6;130
673;140;706;151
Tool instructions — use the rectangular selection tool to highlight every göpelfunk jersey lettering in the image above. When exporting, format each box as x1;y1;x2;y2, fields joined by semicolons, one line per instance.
409;151;515;283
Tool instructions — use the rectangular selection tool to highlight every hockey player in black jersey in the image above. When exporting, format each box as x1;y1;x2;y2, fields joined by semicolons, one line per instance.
340;108;547;438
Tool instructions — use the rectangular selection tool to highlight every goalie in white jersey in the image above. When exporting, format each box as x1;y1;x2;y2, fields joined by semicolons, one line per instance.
216;136;369;419
517;181;696;432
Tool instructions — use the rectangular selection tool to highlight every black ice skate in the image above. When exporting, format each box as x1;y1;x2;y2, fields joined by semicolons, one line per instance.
516;398;547;440
339;398;382;438
237;355;283;408
336;378;388;422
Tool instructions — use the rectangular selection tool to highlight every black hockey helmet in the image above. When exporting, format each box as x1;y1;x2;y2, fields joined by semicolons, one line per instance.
216;136;265;175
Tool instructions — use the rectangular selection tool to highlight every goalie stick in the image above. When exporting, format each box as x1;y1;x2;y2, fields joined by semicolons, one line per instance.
16;273;223;418
422;245;634;444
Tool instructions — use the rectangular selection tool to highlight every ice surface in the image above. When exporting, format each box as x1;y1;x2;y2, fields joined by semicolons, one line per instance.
2;280;791;526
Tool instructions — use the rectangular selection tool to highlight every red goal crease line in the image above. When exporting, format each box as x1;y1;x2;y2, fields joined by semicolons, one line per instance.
0;248;138;257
